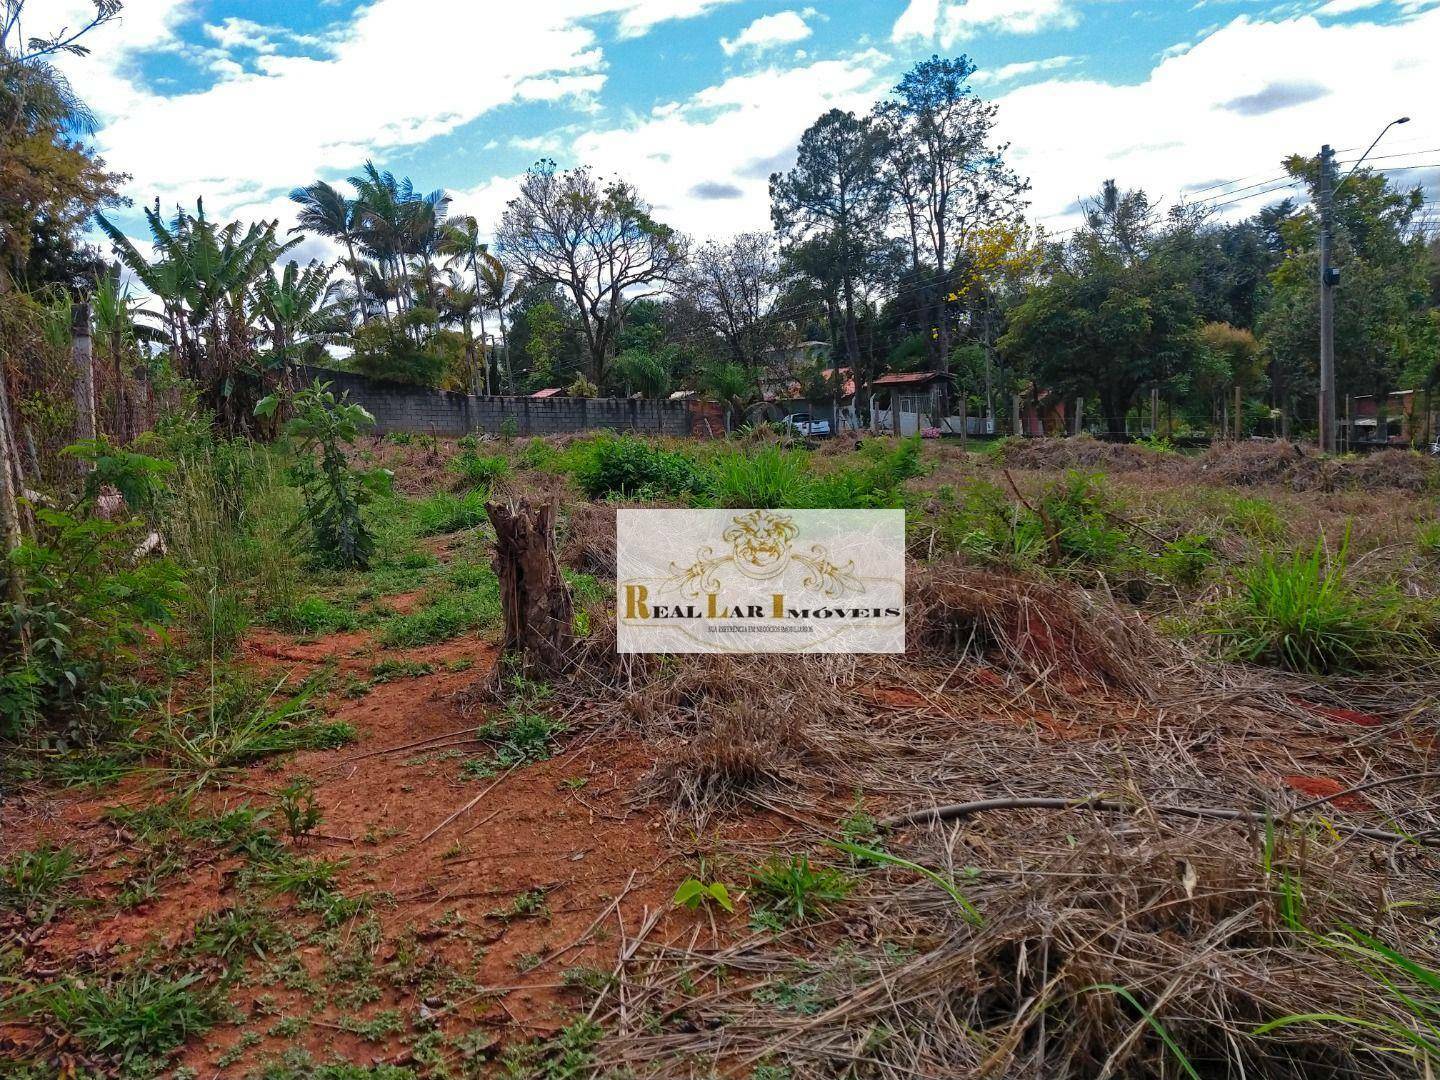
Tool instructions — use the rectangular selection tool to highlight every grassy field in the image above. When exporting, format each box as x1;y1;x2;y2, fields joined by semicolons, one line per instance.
2;428;1439;1079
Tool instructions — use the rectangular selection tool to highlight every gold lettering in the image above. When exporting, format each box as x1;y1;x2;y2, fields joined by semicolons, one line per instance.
707;592;718;619
625;584;650;620
772;593;785;619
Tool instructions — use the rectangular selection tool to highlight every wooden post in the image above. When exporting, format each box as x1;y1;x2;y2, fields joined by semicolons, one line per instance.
486;499;574;676
72;300;96;448
1073;397;1084;436
958;393;968;451
1234;384;1243;442
1011;392;1022;438
0;360;26;610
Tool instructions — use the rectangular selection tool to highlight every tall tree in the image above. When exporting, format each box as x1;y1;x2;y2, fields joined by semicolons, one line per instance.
290;180;366;327
676;232;783;368
497;160;684;386
1000;182;1201;436
876;56;1029;398
770;109;887;387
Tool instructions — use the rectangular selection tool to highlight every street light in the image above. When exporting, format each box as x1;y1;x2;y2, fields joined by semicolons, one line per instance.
1319;116;1410;454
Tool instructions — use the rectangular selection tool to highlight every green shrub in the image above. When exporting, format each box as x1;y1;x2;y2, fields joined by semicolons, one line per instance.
1040;471;1129;565
520;437;565;471
3;449;184;739
264;381;392;571
1223;495;1284;541
571;434;708;500
1155;533;1215;586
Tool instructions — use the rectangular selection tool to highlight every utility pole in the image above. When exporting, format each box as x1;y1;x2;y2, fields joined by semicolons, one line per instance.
1317;144;1337;454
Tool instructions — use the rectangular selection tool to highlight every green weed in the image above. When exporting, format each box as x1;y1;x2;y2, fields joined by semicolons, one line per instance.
749;855;852;924
451;449;510;490
0;844;83;921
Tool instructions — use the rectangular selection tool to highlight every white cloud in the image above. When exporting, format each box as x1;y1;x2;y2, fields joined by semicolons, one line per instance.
992;9;1440;229
971;55;1076;84
567;53;890;236
893;0;1078;43
54;0;744;224
720;10;813;55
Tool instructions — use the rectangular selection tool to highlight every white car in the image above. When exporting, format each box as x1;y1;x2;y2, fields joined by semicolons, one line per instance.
781;413;831;438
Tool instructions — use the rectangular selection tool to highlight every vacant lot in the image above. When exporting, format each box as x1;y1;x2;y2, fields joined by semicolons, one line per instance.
3;430;1439;1079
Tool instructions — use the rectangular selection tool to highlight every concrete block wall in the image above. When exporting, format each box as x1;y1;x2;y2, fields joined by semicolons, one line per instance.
296;366;693;438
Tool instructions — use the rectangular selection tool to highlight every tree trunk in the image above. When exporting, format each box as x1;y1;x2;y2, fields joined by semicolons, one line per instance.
486;499;574;676
0;359;26;611
1011;392;1022;439
1234;385;1243;442
72;301;96;455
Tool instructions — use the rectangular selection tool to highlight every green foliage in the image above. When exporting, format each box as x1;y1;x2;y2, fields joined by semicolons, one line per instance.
708;445;811;508
450;448;510;490
348;310;449;386
378;569;501;647
1223;495;1284;540
499;1017;603;1080
570;434;708;500
141;672;353;790
405;489;490;536
271;381;391;570
0;844;83;922
520;437;565;472
749;855;852;924
1417;520;1440;559
278;777;323;842
828;840;982;924
1154;533;1215;586
270;595;360;636
3;451;184;740
3;969;220;1070
673;876;736;914
1219;532;1403;674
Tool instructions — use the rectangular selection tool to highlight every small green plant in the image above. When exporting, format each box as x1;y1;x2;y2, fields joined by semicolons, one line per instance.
708;445;812;508
828;840;982;924
3;969;220;1070
261;380;392;570
406;489;490;536
0;844;83;922
673;876;736;914
570;434;708;500
491;888;549;922
749;855;852;924
1416;520;1440;559
277;777;323;843
1154;533;1215;586
499;414;519;442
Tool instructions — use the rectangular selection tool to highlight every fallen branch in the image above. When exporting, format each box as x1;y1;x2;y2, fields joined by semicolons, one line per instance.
879;796;1435;846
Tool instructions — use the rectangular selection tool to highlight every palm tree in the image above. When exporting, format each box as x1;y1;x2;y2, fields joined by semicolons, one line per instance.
477;253;518;393
440;215;493;390
290;180;366;327
254;258;335;378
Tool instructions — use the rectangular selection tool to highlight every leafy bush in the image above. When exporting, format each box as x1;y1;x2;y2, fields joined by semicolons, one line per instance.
520;437;565;472
1039;471;1130;565
3;447;184;741
269;596;360;636
571;434;708;500
264;381;392;570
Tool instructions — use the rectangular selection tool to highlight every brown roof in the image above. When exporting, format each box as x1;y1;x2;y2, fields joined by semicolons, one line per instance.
872;371;941;387
530;387;564;398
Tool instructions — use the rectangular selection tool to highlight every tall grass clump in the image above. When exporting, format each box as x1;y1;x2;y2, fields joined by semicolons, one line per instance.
451;447;510;490
571;434;709;500
708;445;812;508
1219;531;1401;674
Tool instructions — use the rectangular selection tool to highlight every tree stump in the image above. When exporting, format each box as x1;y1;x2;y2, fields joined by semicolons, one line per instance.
486;498;574;676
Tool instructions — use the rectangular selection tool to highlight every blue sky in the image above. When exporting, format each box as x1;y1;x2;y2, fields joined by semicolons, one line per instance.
42;0;1440;255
